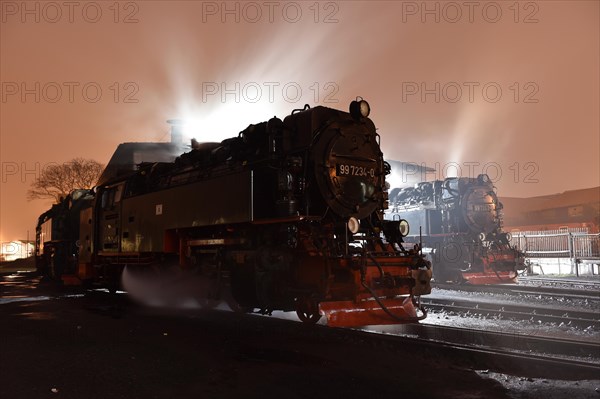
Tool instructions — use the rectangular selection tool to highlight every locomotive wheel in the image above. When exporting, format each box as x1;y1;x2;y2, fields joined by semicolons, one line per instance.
432;266;463;284
296;310;321;324
107;284;118;295
106;264;125;295
225;297;254;314
449;272;465;284
295;297;321;324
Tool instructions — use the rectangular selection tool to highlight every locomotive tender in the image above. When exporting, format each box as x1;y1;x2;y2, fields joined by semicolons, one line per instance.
36;99;432;327
387;174;526;284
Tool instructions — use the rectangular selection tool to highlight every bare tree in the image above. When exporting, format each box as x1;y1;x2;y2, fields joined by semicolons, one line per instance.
27;158;104;202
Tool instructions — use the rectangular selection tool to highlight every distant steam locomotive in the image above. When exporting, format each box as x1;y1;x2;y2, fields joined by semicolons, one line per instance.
386;174;525;284
35;99;432;327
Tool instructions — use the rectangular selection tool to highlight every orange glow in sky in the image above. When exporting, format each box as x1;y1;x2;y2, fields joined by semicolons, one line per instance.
1;1;598;242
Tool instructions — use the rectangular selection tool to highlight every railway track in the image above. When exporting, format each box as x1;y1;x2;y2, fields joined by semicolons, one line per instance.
3;271;598;382
359;323;600;380
517;276;600;291
377;323;600;360
434;281;600;301
421;297;600;330
498;284;600;300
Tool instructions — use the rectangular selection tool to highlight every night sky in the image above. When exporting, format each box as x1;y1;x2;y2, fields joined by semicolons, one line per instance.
1;1;598;243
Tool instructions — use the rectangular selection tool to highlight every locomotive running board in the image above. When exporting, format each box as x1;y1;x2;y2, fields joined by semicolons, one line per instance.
319;297;420;327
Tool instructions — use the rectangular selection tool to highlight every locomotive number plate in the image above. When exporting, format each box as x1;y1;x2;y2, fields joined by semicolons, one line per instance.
472;204;494;212
336;164;375;178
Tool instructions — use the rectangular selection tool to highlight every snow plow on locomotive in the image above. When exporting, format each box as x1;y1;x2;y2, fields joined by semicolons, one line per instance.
35;99;432;327
386;174;525;284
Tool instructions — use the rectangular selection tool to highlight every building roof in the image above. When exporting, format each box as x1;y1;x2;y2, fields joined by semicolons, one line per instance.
501;186;600;212
500;186;600;231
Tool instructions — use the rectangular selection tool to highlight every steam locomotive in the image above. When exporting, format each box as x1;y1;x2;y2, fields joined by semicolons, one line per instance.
35;189;94;284
35;99;432;327
386;174;525;284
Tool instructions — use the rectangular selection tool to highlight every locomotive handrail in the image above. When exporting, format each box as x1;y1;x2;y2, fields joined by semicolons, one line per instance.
332;154;378;162
250;215;321;225
512;232;600;238
292;104;311;114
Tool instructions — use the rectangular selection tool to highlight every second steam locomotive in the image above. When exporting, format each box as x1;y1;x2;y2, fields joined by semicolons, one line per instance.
36;99;432;327
387;174;525;284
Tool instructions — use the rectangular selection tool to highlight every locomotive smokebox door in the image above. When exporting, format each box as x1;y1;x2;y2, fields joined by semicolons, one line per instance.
462;186;498;234
312;120;382;220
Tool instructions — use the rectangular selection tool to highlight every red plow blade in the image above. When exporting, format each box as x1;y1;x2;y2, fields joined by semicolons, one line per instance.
319;297;424;327
462;271;517;285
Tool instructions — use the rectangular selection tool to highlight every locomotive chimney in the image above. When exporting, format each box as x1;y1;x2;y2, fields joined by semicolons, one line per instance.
166;119;184;144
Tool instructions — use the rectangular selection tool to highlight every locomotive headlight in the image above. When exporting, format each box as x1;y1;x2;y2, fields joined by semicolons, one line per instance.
478;232;486;241
359;100;370;117
349;98;370;120
399;219;410;237
347;217;360;234
504;232;512;242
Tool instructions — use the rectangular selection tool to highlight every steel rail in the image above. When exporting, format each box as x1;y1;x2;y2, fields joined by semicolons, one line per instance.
420;297;600;330
369;323;600;360
518;276;600;290
434;282;600;301
347;324;600;380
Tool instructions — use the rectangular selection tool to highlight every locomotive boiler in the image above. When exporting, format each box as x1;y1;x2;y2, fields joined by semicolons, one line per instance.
36;99;432;327
386;174;525;284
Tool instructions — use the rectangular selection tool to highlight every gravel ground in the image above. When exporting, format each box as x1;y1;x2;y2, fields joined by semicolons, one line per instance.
1;269;598;399
478;372;600;399
426;287;600;342
1;294;510;399
431;287;600;314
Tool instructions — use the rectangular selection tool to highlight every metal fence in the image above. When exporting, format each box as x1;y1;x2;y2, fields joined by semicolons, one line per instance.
510;227;600;275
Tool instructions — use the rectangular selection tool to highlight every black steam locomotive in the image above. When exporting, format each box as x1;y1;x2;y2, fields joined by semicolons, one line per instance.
35;189;94;284
386;174;525;284
35;99;432;326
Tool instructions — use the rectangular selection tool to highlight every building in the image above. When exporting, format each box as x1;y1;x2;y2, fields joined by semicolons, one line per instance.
500;187;600;233
0;241;34;262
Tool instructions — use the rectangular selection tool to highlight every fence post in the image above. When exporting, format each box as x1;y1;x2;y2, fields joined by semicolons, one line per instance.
568;233;578;277
519;234;523;252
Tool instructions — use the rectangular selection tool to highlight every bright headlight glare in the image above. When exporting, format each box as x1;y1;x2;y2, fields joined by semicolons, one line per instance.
399;219;410;237
347;217;360;234
359;100;370;117
349;97;370;120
